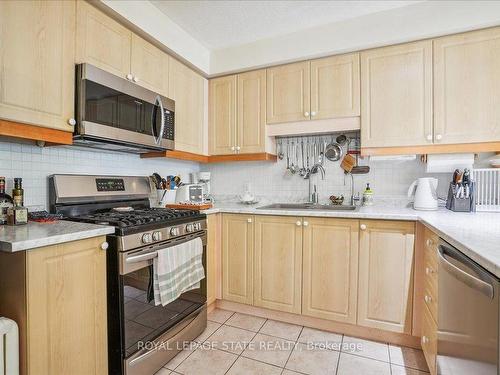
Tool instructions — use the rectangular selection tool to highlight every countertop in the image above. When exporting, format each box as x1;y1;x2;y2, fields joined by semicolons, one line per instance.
0;221;115;252
202;202;500;278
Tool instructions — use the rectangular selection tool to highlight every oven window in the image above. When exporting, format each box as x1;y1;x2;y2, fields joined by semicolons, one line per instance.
122;266;206;357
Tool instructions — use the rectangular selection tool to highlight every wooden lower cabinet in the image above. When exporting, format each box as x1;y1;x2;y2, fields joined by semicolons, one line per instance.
422;303;438;375
206;214;220;305
0;236;108;375
357;220;415;334
302;218;359;323
222;214;254;305
254;216;303;314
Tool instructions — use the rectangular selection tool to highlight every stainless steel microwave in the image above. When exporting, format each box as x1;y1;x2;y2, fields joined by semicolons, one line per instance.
74;63;174;153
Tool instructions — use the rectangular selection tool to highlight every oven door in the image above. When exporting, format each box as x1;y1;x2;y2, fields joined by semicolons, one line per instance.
75;63;175;152
119;233;207;359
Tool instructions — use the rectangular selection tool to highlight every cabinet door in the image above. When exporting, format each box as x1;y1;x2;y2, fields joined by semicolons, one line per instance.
266;62;310;124
311;53;360;120
209;76;237;155
0;0;75;131
360;41;433;147
302;218;359;323
131;34;169;96
254;216;302;314
207;214;220;305
434;27;500;144
237;70;266;153
169;58;206;154
76;0;131;79
222;214;254;305
358;220;415;334
26;237;107;375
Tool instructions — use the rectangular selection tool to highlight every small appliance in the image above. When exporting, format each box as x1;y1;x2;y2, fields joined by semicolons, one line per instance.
175;184;204;203
407;177;438;210
75;63;175;153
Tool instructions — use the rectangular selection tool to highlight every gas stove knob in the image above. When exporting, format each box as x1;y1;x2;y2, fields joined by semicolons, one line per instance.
152;231;162;241
170;227;179;236
186;224;194;232
195;223;201;230
142;233;153;244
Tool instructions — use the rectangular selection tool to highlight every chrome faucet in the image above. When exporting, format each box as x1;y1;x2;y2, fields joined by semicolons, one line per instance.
308;162;326;204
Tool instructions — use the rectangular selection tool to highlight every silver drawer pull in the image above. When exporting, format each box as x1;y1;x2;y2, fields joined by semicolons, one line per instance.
126;252;157;263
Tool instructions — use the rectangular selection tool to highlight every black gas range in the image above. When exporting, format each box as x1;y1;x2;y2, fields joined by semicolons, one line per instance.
49;174;207;375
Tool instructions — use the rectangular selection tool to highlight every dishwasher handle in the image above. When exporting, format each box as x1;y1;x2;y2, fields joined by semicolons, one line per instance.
438;244;495;299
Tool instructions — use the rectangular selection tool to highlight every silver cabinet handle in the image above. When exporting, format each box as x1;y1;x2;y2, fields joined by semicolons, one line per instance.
247;218;252;223
311;111;316;117
360;224;367;230
304;112;309;117
296;220;302;226
236;146;241;151
424;295;432;303
100;242;109;251
231;146;236;151
133;76;139;83
435;134;442;141
426;134;432;141
126;73;133;80
426;239;433;247
422;336;429;344
425;267;434;275
303;221;309;226
68;118;76;126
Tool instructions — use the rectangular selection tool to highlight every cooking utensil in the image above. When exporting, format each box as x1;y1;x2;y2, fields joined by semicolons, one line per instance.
299;141;306;177
325;137;343;162
290;142;298;174
152;173;162;189
336;134;349;146
340;154;356;173
277;139;284;160
351;166;370;174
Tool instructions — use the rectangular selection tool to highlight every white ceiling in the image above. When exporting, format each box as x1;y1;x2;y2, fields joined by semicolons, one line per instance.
151;0;421;50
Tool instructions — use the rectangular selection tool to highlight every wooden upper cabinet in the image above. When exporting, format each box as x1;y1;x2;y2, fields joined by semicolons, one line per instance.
311;53;360;120
361;41;433;148
267;61;311;124
254;216;302;314
0;0;75;132
131;34;169;96
169;58;205;154
357;220;415;334
237;70;266;153
26;237;107;375
302;218;359;324
222;214;254;305
209;76;237;155
434;27;500;144
76;0;131;79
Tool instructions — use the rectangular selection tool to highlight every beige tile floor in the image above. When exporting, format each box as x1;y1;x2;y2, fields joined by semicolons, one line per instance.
156;308;429;375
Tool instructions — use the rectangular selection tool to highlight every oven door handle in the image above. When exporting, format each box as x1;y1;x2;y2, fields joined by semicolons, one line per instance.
438;244;495;299
126;251;157;263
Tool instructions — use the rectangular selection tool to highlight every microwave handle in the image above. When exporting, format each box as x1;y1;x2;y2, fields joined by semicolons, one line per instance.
152;95;165;145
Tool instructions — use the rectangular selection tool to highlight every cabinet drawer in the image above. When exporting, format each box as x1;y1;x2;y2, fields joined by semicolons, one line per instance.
421;303;437;375
423;280;438;323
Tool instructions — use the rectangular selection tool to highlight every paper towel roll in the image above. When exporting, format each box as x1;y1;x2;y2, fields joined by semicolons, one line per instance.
426;153;474;173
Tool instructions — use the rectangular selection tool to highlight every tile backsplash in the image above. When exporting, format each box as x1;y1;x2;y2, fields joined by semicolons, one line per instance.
206;156;453;203
0;140;199;210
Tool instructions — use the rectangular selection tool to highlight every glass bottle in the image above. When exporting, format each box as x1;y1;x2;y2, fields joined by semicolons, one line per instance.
12;177;24;207
0;177;13;225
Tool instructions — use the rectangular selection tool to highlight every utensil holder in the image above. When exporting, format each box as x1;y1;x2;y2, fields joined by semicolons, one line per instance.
446;182;475;212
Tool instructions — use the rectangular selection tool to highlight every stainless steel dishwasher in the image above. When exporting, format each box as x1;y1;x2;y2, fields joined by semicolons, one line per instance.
437;239;499;375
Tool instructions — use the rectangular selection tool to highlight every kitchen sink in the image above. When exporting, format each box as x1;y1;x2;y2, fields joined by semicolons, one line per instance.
257;203;357;211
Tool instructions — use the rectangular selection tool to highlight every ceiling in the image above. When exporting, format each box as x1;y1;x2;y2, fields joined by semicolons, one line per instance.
151;0;421;50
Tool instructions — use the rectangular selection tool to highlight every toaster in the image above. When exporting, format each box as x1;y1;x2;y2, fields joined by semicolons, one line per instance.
175;184;203;203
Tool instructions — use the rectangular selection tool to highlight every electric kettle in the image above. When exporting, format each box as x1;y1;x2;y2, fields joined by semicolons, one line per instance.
407;178;438;210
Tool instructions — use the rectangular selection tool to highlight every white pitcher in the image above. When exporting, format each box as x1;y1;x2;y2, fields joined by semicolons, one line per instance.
407;177;438;210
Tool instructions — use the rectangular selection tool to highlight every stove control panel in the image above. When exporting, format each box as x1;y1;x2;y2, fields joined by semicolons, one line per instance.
132;220;207;249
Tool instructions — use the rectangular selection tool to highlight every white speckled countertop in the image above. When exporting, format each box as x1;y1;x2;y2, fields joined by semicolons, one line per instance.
0;221;115;252
202;202;500;278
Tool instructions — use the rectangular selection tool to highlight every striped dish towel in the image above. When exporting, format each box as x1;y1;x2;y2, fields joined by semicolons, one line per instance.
153;237;205;306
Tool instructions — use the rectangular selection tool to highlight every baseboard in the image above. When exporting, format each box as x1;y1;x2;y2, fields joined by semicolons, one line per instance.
216;299;421;349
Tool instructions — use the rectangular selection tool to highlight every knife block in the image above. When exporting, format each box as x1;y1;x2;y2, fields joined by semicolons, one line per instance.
446;182;475;212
